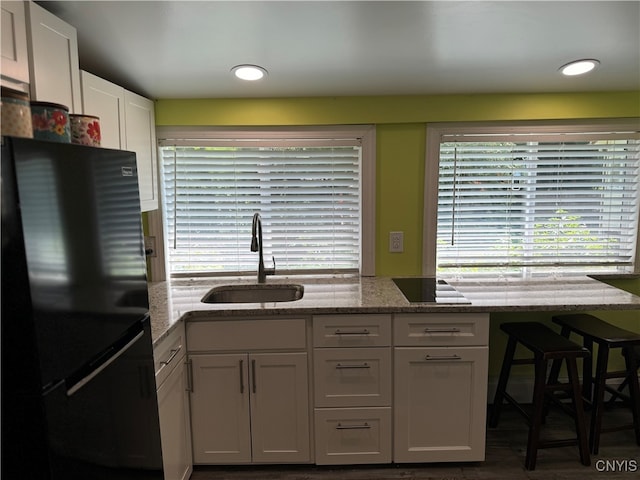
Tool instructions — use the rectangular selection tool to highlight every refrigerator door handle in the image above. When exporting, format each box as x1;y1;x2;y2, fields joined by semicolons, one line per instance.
66;330;144;397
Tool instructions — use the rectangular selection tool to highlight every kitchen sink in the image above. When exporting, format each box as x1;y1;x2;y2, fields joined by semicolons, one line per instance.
201;283;304;304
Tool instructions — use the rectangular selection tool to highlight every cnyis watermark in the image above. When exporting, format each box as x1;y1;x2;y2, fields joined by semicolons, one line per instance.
595;459;639;473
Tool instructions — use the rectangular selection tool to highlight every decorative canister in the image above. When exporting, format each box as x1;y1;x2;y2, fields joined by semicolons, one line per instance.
70;114;101;147
1;87;33;138
30;101;71;143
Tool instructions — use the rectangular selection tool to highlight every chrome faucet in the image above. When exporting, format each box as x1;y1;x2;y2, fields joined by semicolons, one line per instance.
251;212;275;283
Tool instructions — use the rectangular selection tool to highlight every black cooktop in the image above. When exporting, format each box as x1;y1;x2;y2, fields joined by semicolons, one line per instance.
392;278;470;304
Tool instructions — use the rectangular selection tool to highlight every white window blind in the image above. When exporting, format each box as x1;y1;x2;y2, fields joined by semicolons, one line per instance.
435;127;640;276
159;141;362;276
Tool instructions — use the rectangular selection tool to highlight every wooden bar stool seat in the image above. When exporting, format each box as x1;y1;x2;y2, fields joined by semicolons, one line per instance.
489;321;591;470
551;314;640;454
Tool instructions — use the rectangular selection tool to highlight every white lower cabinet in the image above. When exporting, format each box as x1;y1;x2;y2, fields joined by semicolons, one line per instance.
313;314;392;465
189;352;310;464
393;346;488;462
155;323;193;480
314;407;391;465
180;311;490;468
186;318;311;465
393;313;490;463
157;357;192;480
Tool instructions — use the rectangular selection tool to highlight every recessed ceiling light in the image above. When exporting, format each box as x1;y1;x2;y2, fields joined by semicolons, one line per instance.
559;59;600;76
231;64;268;81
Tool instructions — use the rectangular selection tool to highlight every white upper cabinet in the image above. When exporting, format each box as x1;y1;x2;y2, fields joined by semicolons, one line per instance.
1;1;30;88
80;71;126;149
81;71;159;211
123;91;158;211
25;1;81;112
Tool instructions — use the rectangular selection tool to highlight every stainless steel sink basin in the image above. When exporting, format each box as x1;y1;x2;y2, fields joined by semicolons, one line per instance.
201;283;304;304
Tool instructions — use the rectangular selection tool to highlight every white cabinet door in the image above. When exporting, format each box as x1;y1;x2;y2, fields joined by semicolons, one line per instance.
80;71;125;149
189;354;251;464
124;90;158;211
189;352;310;464
26;2;81;112
393;346;488;463
1;1;29;87
157;360;193;480
250;352;310;463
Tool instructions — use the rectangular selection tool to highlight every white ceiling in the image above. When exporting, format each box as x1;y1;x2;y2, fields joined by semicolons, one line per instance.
39;1;640;100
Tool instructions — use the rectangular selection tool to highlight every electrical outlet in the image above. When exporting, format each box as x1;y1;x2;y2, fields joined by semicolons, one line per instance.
144;236;157;257
389;231;404;253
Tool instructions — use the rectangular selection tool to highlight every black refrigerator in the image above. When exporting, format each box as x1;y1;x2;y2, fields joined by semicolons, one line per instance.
1;136;164;479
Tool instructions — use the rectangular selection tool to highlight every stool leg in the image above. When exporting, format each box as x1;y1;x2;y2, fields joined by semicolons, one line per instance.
525;355;547;470
590;343;610;455
566;356;591;466
623;347;640;446
490;336;517;428
582;338;594;403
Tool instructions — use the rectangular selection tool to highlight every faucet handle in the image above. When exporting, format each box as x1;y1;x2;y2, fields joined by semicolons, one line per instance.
265;256;276;276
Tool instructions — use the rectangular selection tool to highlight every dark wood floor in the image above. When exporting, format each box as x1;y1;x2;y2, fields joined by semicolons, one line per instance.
190;405;639;480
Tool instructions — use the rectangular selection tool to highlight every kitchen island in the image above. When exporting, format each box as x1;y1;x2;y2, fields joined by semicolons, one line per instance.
149;274;640;471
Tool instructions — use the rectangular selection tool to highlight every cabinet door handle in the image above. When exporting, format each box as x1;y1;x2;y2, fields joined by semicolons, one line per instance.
251;359;257;394
335;363;370;369
334;329;370;335
424;327;461;333
186;358;193;392
336;422;371;430
424;354;462;361
239;359;245;394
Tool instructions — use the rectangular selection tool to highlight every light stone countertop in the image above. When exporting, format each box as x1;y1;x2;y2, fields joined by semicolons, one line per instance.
148;275;640;346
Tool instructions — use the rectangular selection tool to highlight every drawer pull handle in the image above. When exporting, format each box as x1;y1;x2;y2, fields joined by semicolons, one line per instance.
425;354;462;361
424;327;461;333
334;329;370;335
335;362;370;369
155;345;183;378
160;345;182;366
336;422;371;430
239;359;245;394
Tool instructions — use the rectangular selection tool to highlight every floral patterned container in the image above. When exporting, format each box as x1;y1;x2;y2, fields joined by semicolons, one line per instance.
70;114;101;146
30;101;70;143
1;87;33;138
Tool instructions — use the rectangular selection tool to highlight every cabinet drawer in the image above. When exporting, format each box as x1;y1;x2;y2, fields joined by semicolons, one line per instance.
154;322;186;388
394;313;489;347
314;348;391;407
313;315;391;347
186;318;306;352
314;407;391;465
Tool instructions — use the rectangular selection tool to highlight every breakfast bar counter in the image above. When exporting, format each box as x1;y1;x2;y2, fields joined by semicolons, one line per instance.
148;275;640;344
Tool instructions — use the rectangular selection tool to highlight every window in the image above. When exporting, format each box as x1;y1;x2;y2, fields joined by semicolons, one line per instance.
156;126;375;278
424;121;640;277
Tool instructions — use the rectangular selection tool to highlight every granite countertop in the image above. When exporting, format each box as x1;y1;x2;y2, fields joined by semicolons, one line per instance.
148;275;640;345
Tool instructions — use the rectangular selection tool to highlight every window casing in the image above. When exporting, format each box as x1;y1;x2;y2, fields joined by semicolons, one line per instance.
424;120;640;278
156;126;375;278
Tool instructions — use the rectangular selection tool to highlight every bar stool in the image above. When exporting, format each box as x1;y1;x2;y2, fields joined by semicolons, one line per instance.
550;314;640;454
489;322;591;470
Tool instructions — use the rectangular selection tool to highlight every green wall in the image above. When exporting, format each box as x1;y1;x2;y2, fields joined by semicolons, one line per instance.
155;91;640;277
155;91;640;376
